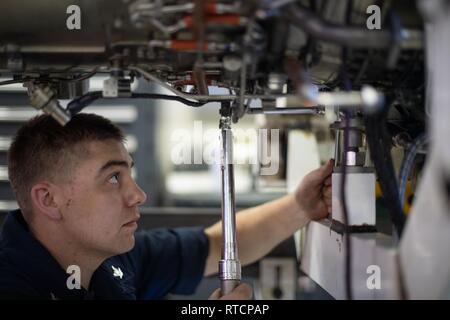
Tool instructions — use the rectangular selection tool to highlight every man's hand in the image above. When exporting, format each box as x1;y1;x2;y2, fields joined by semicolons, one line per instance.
295;159;334;221
208;283;253;300
203;160;334;277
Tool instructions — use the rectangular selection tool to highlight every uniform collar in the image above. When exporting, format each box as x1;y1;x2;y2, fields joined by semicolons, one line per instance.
1;210;134;300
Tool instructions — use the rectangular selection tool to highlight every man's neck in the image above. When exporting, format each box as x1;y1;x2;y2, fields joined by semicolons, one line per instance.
29;223;105;290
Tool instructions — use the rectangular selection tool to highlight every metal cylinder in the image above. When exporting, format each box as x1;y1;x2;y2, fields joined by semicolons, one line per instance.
219;115;241;295
29;86;71;126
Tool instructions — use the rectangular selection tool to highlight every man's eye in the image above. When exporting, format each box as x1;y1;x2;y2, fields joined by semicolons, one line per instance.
109;173;120;184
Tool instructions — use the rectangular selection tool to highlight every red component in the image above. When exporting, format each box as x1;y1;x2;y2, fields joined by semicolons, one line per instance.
183;16;194;27
206;14;241;25
170;40;208;51
205;2;217;14
183;14;242;29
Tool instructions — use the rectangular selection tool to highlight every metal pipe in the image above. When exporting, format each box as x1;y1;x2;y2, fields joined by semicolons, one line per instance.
160;3;195;14
334;123;341;166
149;18;187;34
218;110;241;295
132;2;240;16
284;3;422;49
2;45;106;54
130;66;384;110
246;106;323;115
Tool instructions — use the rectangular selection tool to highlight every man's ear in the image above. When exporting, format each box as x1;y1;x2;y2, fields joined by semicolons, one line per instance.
30;182;63;221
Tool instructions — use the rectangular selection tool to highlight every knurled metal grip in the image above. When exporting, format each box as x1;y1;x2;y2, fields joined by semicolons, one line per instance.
219;259;241;280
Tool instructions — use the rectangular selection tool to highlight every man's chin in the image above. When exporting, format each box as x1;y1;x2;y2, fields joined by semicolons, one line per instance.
113;234;136;255
123;234;136;252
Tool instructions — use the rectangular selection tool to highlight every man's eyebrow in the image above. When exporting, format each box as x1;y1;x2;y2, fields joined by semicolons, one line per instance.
97;159;135;176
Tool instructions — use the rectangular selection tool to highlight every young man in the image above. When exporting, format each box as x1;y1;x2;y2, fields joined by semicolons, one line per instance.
0;113;332;300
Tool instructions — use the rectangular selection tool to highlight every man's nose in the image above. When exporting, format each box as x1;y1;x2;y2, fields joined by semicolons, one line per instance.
127;180;147;206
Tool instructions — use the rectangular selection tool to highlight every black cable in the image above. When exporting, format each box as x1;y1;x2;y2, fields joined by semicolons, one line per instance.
52;66;101;82
340;10;353;298
0;78;30;86
364;110;406;237
340;111;353;301
52;73;98;83
0;68;99;87
67;91;103;115
131;93;206;107
66;91;206;115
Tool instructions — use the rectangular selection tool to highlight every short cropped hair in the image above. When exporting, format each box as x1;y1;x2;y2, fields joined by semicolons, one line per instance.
8;113;125;215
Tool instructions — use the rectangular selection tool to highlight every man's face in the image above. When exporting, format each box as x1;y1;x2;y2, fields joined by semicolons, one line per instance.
57;139;147;257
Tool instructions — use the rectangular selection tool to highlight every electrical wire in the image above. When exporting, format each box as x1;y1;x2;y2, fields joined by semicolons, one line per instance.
67;91;103;115
0;67;100;87
398;133;427;209
132;93;206;107
340;110;353;301
364;110;406;238
53;68;100;82
66;91;206;115
0;78;30;86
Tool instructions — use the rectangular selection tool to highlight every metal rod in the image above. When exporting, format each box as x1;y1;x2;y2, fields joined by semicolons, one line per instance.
1;45;106;54
218;108;241;296
130;66;383;110
246;107;323;115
